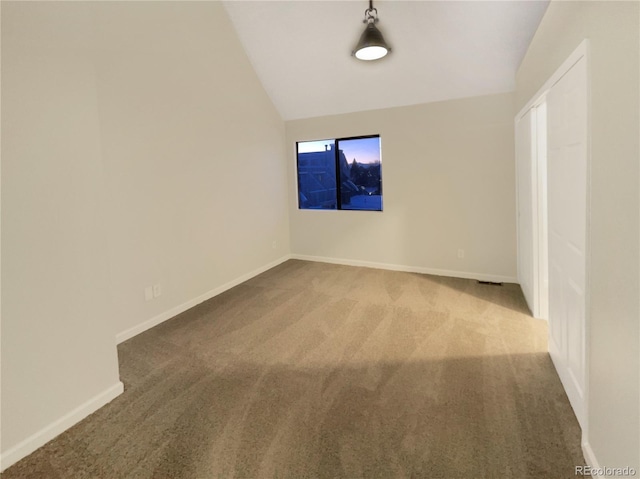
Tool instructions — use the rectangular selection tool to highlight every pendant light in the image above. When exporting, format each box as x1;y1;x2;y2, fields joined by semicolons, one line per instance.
352;0;391;61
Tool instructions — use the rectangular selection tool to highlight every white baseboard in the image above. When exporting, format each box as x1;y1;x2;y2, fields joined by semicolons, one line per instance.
116;253;516;345
290;254;517;284
0;381;124;473
116;255;292;344
582;442;604;478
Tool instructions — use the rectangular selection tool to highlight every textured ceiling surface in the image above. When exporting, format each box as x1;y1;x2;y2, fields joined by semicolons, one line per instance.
223;1;549;120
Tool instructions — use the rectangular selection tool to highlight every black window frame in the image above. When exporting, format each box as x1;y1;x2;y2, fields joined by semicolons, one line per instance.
295;134;382;212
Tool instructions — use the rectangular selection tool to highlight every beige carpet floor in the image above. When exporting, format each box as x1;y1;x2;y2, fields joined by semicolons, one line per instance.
3;260;587;478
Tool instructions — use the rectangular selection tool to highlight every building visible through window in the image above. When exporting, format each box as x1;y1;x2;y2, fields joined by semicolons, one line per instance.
296;135;382;211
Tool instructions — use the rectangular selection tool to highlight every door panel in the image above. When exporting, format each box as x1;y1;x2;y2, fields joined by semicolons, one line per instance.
548;259;565;363
546;56;587;428
536;102;549;321
516;110;537;316
566;279;585;396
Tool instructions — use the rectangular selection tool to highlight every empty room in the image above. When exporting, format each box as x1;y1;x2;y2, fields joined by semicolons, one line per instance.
1;1;638;478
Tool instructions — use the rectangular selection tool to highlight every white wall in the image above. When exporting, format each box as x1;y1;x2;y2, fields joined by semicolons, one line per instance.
1;2;122;465
516;1;639;473
1;1;289;468
286;93;517;282
89;2;289;339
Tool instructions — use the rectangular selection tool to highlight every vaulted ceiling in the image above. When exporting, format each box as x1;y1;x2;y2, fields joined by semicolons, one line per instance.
223;0;549;120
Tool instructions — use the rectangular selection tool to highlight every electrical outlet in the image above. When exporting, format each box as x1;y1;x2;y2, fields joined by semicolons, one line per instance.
144;286;153;302
457;249;465;259
272;240;277;249
153;284;162;298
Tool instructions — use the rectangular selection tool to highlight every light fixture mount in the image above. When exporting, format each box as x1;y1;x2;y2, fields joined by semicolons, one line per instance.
352;0;391;61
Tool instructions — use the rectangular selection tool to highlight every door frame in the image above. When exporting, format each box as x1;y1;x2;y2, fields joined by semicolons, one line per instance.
514;39;591;442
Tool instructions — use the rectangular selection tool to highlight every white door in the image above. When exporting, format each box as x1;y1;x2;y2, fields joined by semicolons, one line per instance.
516;109;538;316
516;105;547;320
546;56;588;428
536;102;549;321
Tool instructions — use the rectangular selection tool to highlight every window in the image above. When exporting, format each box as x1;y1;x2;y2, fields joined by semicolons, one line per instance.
296;135;382;211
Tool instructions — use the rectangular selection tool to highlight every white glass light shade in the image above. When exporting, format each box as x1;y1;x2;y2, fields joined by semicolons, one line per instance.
354;45;388;61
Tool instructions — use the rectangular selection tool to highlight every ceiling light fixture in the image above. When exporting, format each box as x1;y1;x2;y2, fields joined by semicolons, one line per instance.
352;0;391;61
